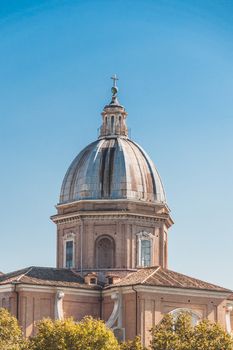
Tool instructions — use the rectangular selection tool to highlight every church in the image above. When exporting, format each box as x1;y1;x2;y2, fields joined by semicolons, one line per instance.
0;77;233;346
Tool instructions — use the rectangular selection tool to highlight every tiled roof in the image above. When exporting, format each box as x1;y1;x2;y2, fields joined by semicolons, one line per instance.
0;266;231;294
0;266;100;290
105;266;232;293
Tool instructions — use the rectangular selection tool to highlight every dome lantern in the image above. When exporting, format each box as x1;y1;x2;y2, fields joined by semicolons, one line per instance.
99;75;128;138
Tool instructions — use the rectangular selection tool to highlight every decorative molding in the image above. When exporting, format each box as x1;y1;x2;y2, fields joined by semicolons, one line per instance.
133;286;231;299
52;212;171;226
136;230;153;239
103;285;231;299
106;292;122;328
56;198;170;209
54;290;65;320
15;284;100;296
226;303;233;334
64;232;75;240
164;231;167;241
0;285;14;293
169;307;201;325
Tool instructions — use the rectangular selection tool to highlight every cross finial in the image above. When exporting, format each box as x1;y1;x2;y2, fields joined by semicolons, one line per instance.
111;74;119;88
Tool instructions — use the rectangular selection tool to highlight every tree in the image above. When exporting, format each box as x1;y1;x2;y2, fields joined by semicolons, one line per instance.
150;311;233;350
29;316;120;350
120;336;148;350
150;313;181;350
0;307;26;350
192;319;233;350
174;312;193;350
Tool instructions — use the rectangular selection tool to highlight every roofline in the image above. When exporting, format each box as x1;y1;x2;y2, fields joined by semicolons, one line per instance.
103;284;232;298
1;280;231;299
0;281;101;294
0;266;83;275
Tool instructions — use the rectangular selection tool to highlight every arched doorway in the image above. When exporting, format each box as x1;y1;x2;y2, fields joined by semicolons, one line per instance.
95;235;115;268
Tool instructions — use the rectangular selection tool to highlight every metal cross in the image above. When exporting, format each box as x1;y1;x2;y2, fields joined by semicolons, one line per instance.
111;74;119;87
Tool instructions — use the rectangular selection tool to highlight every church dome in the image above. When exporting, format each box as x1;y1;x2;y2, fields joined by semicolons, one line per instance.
60;138;166;204
59;77;166;204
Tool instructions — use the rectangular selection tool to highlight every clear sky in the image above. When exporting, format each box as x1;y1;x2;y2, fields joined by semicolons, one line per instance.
0;0;233;288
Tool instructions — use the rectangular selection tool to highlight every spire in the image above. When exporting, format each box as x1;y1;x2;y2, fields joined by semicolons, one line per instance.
99;75;128;139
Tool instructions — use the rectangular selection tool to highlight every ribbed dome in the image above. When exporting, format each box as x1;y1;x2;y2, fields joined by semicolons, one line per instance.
60;137;166;204
60;77;166;205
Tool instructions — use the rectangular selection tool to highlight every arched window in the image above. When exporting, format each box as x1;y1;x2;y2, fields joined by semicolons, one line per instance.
111;115;114;133
118;115;122;133
96;235;115;268
169;308;201;326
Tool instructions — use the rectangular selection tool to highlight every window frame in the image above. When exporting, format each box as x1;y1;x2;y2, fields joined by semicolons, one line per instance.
140;239;151;267
137;231;153;267
63;233;75;269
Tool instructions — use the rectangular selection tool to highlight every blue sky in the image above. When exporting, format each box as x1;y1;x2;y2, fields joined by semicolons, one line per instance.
0;0;233;288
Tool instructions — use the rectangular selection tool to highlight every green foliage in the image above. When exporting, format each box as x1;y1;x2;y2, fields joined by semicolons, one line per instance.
29;316;120;350
0;308;232;350
174;312;193;350
192;319;233;350
0;307;25;350
150;313;181;350
120;335;148;350
150;312;233;350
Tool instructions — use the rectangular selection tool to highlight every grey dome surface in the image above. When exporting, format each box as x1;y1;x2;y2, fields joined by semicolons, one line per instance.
60;137;166;204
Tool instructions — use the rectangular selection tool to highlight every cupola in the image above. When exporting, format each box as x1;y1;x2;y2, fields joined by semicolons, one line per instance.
99;74;128;138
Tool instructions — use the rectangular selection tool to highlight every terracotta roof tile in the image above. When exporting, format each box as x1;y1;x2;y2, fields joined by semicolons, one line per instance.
0;267;101;290
106;266;232;293
1;266;231;294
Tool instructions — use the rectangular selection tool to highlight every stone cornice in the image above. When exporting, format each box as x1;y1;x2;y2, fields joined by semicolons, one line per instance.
56;198;171;212
51;211;173;227
103;285;231;299
0;284;14;293
14;284;101;296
